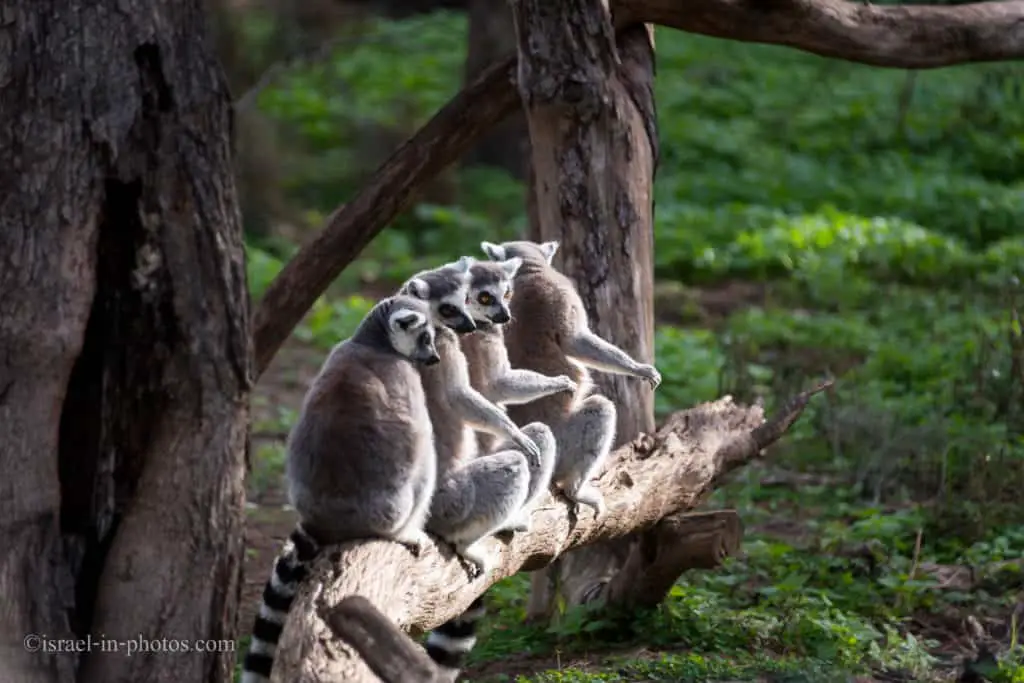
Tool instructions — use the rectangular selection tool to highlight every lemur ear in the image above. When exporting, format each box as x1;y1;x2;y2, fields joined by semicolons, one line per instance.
389;309;426;331
452;255;475;273
404;277;430;299
501;257;523;278
539;241;559;264
480;241;505;261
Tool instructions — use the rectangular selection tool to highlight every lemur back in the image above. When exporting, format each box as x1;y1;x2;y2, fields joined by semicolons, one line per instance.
240;295;440;683
501;259;594;424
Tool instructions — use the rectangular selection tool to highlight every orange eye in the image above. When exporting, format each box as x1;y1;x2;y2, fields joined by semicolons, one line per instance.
477;292;494;305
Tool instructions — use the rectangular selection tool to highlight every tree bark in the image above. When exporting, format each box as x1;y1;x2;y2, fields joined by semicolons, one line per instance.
268;385;829;682
463;0;530;179
509;0;661;620
0;3;250;683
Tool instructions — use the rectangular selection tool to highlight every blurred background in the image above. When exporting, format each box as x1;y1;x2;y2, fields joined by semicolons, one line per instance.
217;0;1024;679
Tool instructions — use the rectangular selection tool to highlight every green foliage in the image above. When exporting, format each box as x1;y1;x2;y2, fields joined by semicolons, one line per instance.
239;10;1024;683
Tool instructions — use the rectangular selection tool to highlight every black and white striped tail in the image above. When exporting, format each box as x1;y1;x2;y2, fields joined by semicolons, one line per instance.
424;594;487;677
240;525;321;683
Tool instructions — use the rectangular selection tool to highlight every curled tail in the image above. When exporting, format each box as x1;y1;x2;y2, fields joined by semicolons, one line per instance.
240;525;321;683
424;594;487;677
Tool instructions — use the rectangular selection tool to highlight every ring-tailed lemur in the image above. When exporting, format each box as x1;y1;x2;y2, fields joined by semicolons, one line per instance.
479;239;662;518
399;258;545;578
461;258;569;531
423;257;572;680
240;295;441;683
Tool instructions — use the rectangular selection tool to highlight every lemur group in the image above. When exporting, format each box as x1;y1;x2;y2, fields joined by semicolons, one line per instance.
240;239;664;683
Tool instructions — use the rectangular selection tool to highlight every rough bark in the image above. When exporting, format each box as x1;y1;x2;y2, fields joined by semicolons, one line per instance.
0;3;250;683
268;384;829;683
324;597;445;683
624;0;1024;70
509;0;660;620
251;0;1024;379
463;0;530;179
602;509;744;607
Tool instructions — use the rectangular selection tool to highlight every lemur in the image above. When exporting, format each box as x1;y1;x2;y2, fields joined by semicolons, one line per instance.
460;257;571;530
479;239;662;518
239;295;442;683
423;257;574;680
398;258;550;578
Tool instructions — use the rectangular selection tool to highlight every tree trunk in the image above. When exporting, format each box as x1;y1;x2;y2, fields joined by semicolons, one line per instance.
509;0;662;620
463;0;530;179
0;3;250;683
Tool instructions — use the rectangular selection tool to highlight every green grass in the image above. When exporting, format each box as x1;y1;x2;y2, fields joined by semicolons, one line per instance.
238;9;1024;683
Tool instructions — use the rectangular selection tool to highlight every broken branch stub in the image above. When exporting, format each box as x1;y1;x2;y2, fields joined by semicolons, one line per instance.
268;383;829;683
323;596;445;683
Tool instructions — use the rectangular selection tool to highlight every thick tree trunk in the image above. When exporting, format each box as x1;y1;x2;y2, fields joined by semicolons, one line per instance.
509;0;662;620
463;0;530;179
0;3;250;683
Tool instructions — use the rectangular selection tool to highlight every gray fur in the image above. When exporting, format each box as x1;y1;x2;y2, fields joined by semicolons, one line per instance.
399;261;545;577
286;294;441;547
478;239;662;517
240;295;441;683
462;259;567;530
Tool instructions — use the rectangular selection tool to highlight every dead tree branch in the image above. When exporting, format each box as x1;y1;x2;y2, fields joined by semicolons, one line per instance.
323;596;445;683
625;0;1024;70
268;382;831;682
251;0;1024;377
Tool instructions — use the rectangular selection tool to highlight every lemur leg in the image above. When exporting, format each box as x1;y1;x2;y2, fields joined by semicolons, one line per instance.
494;422;557;533
552;395;616;517
390;457;437;556
428;452;530;577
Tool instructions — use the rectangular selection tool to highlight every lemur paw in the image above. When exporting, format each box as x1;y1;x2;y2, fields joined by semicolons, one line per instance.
456;545;492;579
513;432;543;462
556;375;578;393
499;514;531;534
396;530;430;557
637;364;662;390
569;487;605;519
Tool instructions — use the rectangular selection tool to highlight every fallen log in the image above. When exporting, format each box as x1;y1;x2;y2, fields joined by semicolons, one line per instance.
268;381;832;682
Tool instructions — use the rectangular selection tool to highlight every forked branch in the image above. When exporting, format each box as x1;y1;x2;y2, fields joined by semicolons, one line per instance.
267;382;832;682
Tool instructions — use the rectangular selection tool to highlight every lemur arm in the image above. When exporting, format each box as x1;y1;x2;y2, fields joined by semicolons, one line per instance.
454;387;526;440
565;329;647;378
488;369;573;406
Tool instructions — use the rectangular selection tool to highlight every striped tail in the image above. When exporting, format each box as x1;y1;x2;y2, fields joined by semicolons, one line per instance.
424;594;487;677
240;525;320;683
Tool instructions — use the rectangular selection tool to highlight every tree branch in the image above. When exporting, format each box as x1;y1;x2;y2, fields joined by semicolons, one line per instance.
623;0;1024;70
323;596;444;683
251;1;1024;376
268;382;831;682
251;58;519;376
